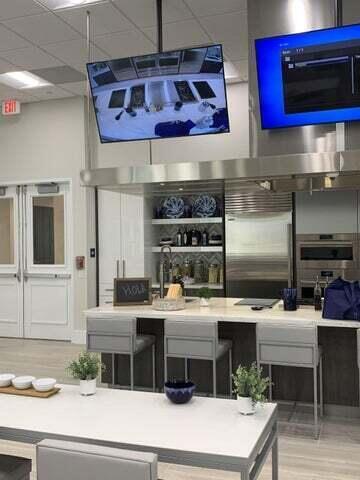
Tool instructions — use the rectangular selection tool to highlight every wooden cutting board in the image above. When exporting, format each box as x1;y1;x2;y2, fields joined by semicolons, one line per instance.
0;386;60;398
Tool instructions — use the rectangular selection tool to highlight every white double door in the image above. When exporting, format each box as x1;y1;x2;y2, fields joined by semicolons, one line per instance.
0;183;72;340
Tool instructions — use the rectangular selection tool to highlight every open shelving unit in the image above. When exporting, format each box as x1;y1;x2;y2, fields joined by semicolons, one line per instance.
151;217;223;225
152;246;222;253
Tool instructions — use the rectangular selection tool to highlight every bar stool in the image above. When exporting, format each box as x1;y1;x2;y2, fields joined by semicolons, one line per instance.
37;439;158;480
0;455;31;480
87;317;156;391
256;322;324;438
164;319;232;398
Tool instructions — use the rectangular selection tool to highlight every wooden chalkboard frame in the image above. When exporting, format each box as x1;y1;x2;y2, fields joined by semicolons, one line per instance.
113;277;152;306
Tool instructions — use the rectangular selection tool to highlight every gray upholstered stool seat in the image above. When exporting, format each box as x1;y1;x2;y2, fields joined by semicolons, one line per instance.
37;439;157;480
164;319;233;398
0;455;31;480
87;317;156;391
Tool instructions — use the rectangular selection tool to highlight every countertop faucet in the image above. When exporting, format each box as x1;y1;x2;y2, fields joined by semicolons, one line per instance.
159;245;172;298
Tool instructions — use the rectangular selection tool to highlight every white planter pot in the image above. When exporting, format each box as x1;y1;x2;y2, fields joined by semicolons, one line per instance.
200;298;210;307
79;379;97;396
237;396;255;415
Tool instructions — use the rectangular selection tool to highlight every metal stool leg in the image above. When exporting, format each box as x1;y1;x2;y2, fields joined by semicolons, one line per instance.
213;358;217;398
268;364;273;401
313;364;318;439
111;353;115;387
229;348;233;398
184;358;188;381
164;354;168;385
130;353;134;391
152;343;156;392
319;354;324;417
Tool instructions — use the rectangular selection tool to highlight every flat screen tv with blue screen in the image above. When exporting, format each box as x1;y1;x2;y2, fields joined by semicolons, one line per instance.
255;23;360;129
87;45;230;143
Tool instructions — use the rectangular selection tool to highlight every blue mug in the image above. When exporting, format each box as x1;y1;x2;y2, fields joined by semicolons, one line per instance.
282;288;297;311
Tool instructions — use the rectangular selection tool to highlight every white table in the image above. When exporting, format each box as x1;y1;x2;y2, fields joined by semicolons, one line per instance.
0;385;278;480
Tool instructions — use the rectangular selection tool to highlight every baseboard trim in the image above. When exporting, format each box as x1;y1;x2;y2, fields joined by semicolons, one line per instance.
71;330;86;345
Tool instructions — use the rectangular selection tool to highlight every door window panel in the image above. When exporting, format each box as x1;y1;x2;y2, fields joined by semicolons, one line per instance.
32;195;65;265
0;198;14;265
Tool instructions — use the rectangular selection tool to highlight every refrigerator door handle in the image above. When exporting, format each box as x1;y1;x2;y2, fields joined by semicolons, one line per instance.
287;224;293;288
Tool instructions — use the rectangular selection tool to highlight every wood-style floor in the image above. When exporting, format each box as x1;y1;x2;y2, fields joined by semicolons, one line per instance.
0;338;359;479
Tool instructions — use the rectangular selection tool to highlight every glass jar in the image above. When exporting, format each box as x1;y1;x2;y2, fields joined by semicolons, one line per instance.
194;260;204;283
182;259;192;278
208;263;219;284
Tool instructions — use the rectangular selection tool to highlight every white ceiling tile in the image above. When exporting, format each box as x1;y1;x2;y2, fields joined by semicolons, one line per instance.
0;0;46;20
199;11;248;45
0;57;18;74
31;85;74;100
0;84;37;103
43;39;105;66
94;30;155;58
0;25;31;51
184;0;247;17
223;38;248;62
113;0;192;28
3;12;81;46
0;46;63;70
57;3;133;36
58;81;87;95
143;19;210;50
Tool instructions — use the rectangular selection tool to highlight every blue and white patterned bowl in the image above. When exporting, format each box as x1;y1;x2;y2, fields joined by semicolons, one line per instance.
164;381;196;404
192;195;217;217
162;196;185;218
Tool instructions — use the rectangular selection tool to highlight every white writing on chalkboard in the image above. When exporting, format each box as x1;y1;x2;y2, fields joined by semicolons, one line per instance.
121;283;147;297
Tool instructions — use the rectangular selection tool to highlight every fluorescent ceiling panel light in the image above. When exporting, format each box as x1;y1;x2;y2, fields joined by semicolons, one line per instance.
37;0;108;10
0;71;53;89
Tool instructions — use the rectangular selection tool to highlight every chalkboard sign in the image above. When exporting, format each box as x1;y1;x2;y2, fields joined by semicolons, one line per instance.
113;278;152;306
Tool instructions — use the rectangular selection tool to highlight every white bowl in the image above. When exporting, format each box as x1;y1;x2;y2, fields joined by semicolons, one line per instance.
12;376;36;390
32;378;56;392
0;374;15;387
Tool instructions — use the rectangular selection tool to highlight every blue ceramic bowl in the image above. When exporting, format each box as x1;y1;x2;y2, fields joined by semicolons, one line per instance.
164;381;196;404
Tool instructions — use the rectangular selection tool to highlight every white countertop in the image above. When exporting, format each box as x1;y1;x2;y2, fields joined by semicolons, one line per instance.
0;384;276;465
85;298;360;329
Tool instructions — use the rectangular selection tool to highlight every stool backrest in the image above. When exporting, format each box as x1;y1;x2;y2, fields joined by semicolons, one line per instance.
164;319;218;360
257;322;318;368
357;329;360;368
87;317;137;354
37;439;157;480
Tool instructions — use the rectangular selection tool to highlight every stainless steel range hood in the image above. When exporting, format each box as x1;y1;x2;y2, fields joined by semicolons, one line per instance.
80;149;360;192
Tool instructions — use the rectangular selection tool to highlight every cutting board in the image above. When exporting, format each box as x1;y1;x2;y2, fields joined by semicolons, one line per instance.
0;386;60;398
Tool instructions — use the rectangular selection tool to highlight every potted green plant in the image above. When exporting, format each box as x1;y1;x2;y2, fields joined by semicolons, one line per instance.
232;363;271;415
198;287;212;307
67;351;105;396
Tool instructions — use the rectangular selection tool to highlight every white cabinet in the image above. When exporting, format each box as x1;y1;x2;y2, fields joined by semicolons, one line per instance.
296;191;358;234
98;190;145;293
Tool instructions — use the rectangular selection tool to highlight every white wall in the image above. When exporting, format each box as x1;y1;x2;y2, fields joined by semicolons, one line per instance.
0;96;89;335
93;82;249;168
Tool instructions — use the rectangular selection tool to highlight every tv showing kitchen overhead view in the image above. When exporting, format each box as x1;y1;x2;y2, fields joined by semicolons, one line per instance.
255;23;360;129
87;44;230;143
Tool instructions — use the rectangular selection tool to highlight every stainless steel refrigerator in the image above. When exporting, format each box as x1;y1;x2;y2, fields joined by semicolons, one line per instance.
225;184;293;299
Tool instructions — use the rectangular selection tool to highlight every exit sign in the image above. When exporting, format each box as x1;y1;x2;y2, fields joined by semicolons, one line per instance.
2;99;21;116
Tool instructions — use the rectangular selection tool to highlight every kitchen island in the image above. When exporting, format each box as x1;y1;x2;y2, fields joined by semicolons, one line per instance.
85;298;360;413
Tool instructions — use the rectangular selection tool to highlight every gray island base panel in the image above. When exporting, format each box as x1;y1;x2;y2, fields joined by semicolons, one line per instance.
0;385;279;480
85;299;360;410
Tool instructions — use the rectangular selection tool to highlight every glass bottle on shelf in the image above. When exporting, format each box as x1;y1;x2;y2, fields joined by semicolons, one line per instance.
176;228;182;246
208;263;219;284
182;228;189;246
314;276;322;311
191;228;199;246
201;228;209;246
182;259;192;278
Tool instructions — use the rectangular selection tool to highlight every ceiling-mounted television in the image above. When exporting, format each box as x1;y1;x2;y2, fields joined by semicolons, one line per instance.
87;44;230;143
255;23;360;129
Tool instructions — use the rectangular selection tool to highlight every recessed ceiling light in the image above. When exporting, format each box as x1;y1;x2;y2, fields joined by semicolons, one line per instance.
0;71;53;90
37;0;108;11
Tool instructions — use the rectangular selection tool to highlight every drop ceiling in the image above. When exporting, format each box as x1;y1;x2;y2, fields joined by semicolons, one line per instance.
0;0;248;104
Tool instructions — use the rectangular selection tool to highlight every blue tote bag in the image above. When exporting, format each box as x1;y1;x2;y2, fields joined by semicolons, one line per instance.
323;277;360;321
